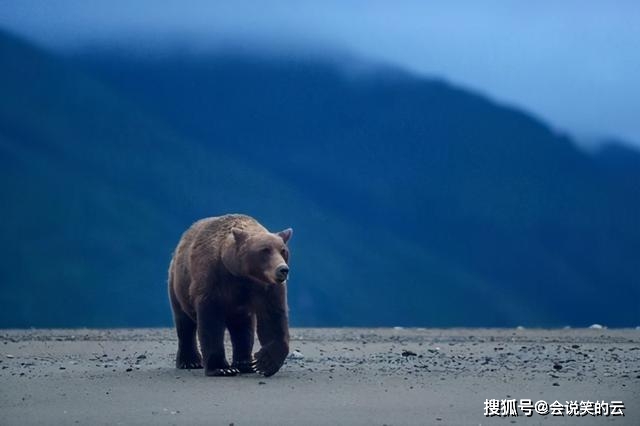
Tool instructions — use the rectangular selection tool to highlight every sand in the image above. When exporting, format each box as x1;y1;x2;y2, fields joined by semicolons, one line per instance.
1;328;638;425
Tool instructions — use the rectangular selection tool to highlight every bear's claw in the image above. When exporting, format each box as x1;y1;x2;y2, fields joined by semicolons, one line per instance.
176;351;203;370
205;367;240;377
252;354;278;377
232;360;256;374
177;360;203;369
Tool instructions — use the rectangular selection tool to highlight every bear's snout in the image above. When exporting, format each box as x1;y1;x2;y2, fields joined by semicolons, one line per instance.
275;264;289;283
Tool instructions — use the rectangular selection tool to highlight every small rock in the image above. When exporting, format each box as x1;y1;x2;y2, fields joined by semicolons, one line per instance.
402;350;417;357
136;354;147;360
126;368;133;372
571;344;580;349
589;324;605;329
552;382;560;386
5;354;14;359
289;350;304;360
258;381;266;385
553;363;562;370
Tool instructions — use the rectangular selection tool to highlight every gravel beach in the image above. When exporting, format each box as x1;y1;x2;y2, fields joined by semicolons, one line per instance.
1;328;638;425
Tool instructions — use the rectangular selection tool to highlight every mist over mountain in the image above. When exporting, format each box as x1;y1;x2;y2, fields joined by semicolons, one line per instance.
2;1;640;148
1;30;638;328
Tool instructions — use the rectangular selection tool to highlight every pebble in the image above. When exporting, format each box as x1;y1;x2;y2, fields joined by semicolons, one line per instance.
289;350;304;360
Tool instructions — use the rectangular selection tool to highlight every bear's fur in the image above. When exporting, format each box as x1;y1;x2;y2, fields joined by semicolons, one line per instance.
168;214;292;377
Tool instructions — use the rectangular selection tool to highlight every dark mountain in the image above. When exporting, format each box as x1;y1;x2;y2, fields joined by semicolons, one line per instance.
1;31;638;328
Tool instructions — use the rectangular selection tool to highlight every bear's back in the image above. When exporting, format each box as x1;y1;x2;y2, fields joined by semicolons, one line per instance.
176;214;265;267
192;214;267;246
170;214;267;311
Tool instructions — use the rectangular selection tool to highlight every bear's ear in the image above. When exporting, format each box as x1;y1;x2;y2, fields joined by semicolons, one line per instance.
231;228;249;245
277;228;293;244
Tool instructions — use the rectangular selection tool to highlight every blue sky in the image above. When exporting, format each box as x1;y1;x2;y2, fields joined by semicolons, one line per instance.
1;0;639;148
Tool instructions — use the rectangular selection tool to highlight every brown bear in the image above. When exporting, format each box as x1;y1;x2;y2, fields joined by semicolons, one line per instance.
168;214;292;377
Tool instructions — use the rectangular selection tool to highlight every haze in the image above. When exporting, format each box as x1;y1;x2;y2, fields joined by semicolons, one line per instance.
1;0;639;148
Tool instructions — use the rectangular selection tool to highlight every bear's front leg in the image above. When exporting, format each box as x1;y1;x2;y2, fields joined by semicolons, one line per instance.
253;284;290;377
196;300;239;377
227;311;256;373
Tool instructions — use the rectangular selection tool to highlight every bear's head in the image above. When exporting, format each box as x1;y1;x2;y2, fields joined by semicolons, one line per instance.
222;227;293;286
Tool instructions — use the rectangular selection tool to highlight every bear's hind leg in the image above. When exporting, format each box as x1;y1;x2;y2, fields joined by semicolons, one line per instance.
174;311;202;369
227;312;256;373
170;286;202;369
197;300;238;377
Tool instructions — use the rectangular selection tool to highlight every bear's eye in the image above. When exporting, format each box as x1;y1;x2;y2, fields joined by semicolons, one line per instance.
260;247;271;255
